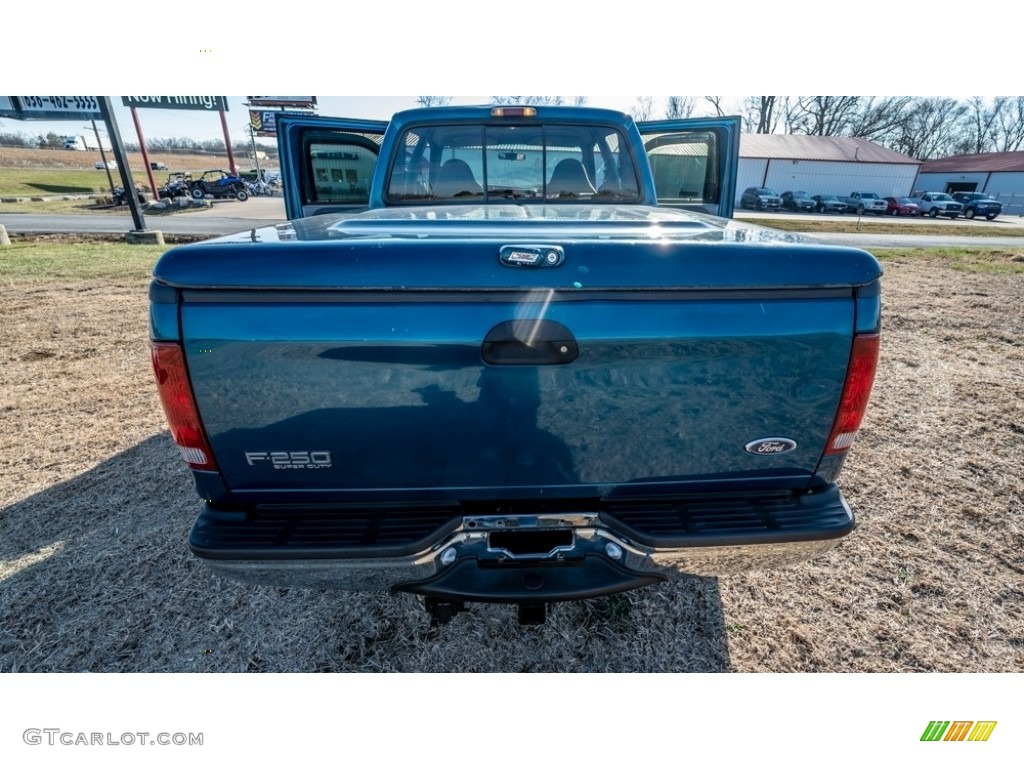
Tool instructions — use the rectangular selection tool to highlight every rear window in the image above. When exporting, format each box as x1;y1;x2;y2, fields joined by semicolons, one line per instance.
386;123;641;204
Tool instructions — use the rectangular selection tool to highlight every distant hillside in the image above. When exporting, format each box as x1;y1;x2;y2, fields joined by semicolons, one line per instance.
0;146;268;173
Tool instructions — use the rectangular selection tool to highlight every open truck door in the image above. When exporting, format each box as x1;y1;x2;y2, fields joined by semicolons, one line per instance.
636;116;741;218
277;115;389;220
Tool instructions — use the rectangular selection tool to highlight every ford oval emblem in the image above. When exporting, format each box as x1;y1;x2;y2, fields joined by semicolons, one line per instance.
744;438;797;455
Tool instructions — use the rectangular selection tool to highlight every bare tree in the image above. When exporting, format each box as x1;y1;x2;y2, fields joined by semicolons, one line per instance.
631;96;656;121
491;96;566;106
665;96;695;119
787;96;862;136
847;97;915;144
704;96;727;117
995;96;1024;151
957;96;1005;155
742;96;784;134
888;97;969;160
416;97;453;108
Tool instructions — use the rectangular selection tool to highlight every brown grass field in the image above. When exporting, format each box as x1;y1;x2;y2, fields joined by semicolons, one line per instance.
0;145;250;173
0;245;1021;672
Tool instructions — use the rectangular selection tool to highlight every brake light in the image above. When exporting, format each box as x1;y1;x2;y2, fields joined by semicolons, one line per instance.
490;106;537;117
824;333;880;455
151;342;218;470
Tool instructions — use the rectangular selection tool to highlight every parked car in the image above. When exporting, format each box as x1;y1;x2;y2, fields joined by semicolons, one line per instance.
884;196;921;216
839;192;887;215
95;160;118;170
811;194;847;214
780;190;816;212
150;161;169;171
951;192;1002;221
909;191;962;219
740;186;783;211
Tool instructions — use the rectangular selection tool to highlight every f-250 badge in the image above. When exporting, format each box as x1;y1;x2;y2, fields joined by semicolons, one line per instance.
744;438;797;455
245;451;333;469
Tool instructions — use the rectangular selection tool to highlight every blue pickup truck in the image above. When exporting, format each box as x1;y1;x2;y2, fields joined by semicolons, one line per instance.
149;105;881;624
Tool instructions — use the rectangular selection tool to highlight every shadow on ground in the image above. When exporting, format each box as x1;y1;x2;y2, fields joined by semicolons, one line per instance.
27;183;97;194
0;435;731;672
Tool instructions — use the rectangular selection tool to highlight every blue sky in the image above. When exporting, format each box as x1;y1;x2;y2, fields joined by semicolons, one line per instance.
3;96;753;146
1;96;677;144
2;7;1015;144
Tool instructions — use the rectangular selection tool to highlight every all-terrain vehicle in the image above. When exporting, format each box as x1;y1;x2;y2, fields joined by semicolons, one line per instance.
189;170;249;201
158;173;193;200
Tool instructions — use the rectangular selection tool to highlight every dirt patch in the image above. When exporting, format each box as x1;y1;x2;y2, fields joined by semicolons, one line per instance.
4;232;209;246
0;257;1021;672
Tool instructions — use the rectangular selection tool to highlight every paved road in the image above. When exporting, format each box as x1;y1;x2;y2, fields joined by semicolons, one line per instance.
0;196;288;237
4;200;1024;247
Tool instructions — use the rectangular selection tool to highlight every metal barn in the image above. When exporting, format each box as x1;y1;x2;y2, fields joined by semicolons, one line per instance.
736;135;921;204
915;152;1024;216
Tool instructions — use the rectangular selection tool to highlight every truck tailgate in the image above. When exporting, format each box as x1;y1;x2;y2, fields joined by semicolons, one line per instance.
159;232;881;504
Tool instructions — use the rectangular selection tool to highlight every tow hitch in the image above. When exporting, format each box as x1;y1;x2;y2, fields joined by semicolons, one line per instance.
399;514;663;624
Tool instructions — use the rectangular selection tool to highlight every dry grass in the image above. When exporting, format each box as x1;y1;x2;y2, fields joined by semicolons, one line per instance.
0;146;247;173
743;216;1024;237
0;248;1021;672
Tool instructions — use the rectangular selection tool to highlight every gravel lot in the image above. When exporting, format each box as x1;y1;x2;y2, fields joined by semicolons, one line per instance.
1;250;1021;672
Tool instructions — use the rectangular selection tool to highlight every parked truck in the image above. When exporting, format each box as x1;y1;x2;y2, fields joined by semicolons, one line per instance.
149;105;882;624
63;134;112;152
839;191;888;215
910;191;963;219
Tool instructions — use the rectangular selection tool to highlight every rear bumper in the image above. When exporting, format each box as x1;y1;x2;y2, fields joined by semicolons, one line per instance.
190;485;855;602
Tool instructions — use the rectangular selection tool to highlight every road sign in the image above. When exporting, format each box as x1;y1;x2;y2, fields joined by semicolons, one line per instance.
0;96;101;120
122;96;229;111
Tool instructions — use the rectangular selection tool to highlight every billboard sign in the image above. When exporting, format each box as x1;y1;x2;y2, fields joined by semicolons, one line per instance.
0;96;101;120
247;96;317;108
122;96;229;111
249;110;312;136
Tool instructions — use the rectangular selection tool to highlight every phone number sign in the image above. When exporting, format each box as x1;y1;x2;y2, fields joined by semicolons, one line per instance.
0;96;101;119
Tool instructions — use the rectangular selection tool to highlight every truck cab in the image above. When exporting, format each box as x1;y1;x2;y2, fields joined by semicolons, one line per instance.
276;105;740;219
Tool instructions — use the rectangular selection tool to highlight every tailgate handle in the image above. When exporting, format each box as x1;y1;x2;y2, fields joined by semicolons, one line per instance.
481;320;578;365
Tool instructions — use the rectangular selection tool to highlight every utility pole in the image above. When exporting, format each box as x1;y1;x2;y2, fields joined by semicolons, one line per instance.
249;123;262;181
91;120;116;199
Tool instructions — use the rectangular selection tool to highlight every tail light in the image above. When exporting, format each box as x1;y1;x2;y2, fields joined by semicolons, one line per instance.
151;342;218;470
824;333;880;455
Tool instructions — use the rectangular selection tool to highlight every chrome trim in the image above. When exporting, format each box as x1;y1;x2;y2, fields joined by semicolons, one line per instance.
202;513;846;591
